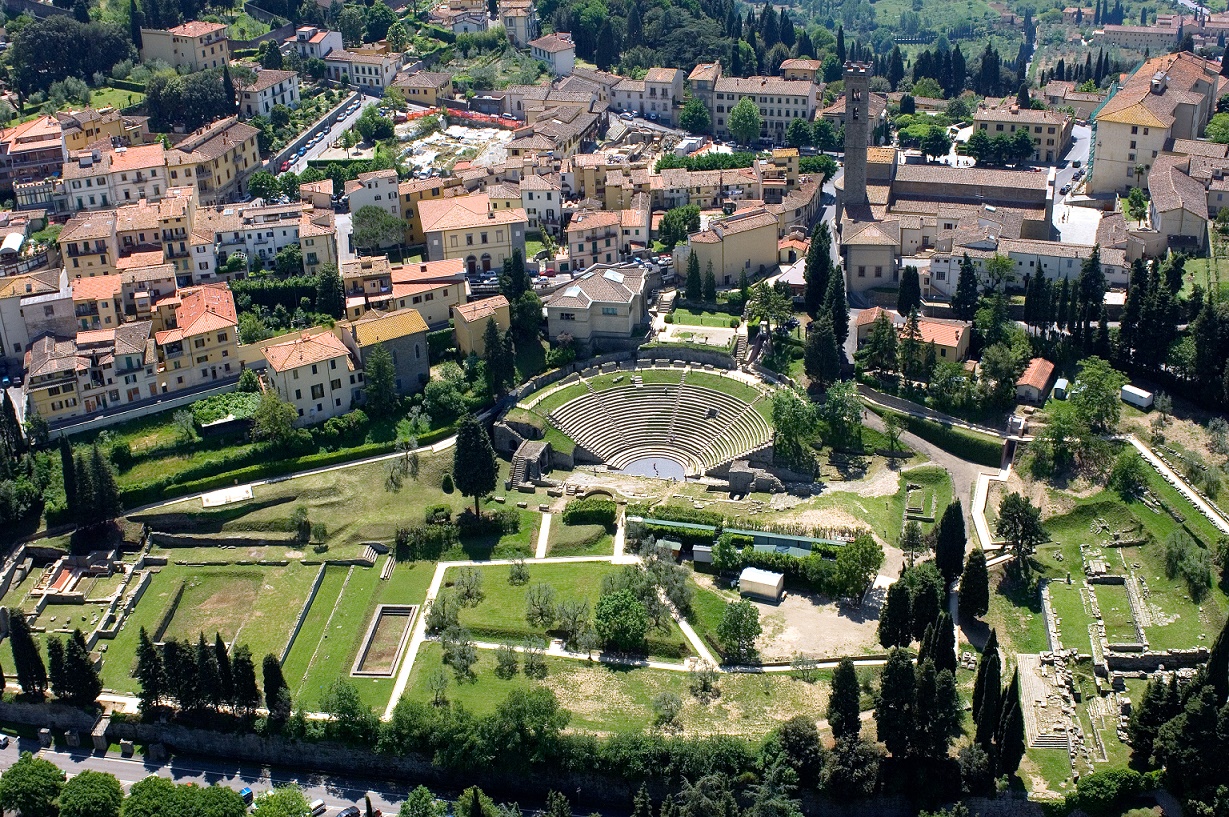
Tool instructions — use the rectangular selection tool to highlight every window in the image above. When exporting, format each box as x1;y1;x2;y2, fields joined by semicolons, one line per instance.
601;306;618;315
1131;126;1138;134
874;267;883;278
857;266;866;277
311;364;318;375
295;388;302;400
560;312;575;321
331;378;341;390
311;383;325;400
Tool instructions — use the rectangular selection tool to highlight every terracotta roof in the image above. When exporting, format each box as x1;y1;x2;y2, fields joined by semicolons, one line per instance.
856;305;897;327
716;76;814;97
912;318;968;349
1096;52;1218;129
262;330;351;372
455;294;509;324
974;104;1070;126
389;258;466;283
688;63;721;83
1149;154;1209;219
325;49;396;65
166;20;227;37
893;162;1051;190
393;71;452;89
343;307;428;346
567;209;621;231
116;250;167;270
301;178;334;197
546;265;644;308
779;58;822;71
1017;357;1056;391
154;283;237;344
341;255;392;279
529;32;575;53
0;273;58;300
25;334;79;378
644;68;679;84
72;275;122;301
240;69;298;94
417;194;527;232
121;263;176;284
61;212;116;242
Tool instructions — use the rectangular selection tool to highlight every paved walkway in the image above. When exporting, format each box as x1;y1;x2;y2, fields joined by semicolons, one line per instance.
858;384;1010;439
534;513;552;559
1122;434;1229;534
972;468;1011;550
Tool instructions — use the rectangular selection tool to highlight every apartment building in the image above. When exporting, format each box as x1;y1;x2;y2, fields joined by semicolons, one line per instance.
347;168;401;218
780;58;823;83
285;26;343;60
499;0;537;47
611;68;684;125
239;69;300;119
151;283;239;392
0;117;68;193
566;210;623;269
389;258;466;327
261;330;355;424
454;295;509;356
60;143;167;212
24;320;159;422
335;308;429;396
57;108;149;153
1096;22;1180;52
520;173;561;233
529;32;576;76
141;21;230;72
543;264;647;341
71;274;123;332
300;208;338;275
1090;52;1221;195
0;272;60;360
340;255;395;317
59;211;120;277
325;50;401;93
973;104;1073;163
678;208;779;285
399;176;465;245
418;193;528;274
165;116;262;205
714;77;816;143
390;71;454;107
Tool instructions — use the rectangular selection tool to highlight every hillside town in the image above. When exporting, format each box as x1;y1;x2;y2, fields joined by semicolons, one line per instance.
3;0;1229;815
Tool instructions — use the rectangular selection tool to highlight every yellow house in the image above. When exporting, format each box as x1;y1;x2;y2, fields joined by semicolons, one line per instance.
418;193;528;274
140;21;230;72
454;295;510;356
23;335;82;423
57;108;149;153
681;208;779;286
399;176;464;246
391;71;454;107
389;258;467;327
59;211;119;277
152;283;239;393
71;274;123;331
261;330;355;425
165;117;262;205
300;208;338;276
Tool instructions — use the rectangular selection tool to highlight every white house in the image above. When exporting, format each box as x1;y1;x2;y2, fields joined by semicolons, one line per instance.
261;330;357;424
529;32;575;76
238;69;300;118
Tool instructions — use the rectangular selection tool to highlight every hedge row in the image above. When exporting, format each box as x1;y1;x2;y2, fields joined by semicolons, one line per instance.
871;407;1003;468
628;503;723;529
561;497;617;527
427;328;454;362
107;78;147;92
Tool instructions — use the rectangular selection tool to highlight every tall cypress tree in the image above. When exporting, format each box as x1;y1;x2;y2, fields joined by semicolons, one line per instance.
65;629;102;706
996;669;1026;775
972;628;999;723
825;268;848;346
959;548;990;619
803;221;832;318
47;636;67;701
1206;613;1229;705
9;608;47;698
197;633;222;709
232;645;260;716
263;653;291;729
878;579;913;648
134;626;164;714
215;633;234;706
930;612;957;674
827;657;862;739
60;437;76;519
129;0;143;48
874;647;916;758
935;500;967;583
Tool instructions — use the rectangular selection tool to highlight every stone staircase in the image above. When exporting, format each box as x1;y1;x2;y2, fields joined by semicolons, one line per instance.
511;454;529;486
733;334;748;363
360;545;379;566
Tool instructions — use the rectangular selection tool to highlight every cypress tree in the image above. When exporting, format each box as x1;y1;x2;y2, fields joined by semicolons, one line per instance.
972;629;999;723
877;579;913;648
214;632;234;706
874;647;916;758
47;636;67;701
804;222;831;317
996;669;1026;775
223;65;236;109
129;0;143;47
685;251;702;302
9;608;47;698
65;629;101;706
1207;613;1229;705
134;626;164;714
60;437;76;518
232;645;260;716
959;548;990;619
88;443;123;524
263;653;291;729
197;633;222;709
935;500;967;583
825;267;848;345
827;657;862;739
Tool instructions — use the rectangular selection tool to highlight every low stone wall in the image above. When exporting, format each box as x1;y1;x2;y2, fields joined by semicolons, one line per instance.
151;531;297;547
1105;647;1208;671
280;564;328;663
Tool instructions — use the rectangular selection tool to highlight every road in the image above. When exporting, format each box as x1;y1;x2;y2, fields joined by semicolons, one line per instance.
285;91;376;175
0;737;425;815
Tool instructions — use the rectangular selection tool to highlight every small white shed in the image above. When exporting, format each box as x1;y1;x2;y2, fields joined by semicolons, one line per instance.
1053;378;1069;400
738;567;785;603
1121;384;1154;410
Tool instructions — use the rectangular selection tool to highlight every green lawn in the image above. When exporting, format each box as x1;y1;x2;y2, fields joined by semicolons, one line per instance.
671;307;738;328
547;523;614;557
1047;579;1095;652
403;642;835;736
1094;583;1139;644
687;578;734;655
98;563;316;693
445;562;693;660
287;559;436;710
89;86;146;111
226;11;271;39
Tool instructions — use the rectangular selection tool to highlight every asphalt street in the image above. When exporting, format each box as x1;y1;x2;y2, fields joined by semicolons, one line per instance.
286;91;377;175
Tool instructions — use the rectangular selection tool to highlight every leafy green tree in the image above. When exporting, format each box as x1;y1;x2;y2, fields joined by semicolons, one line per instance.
260;39;283;69
485;687;570;766
248;170;281;201
251;389;298;447
828;657;862;739
254;785;311;817
8;608;46;698
717;600;761;663
833;533;884;600
803;314;840;389
749;281;792;334
352;205;403;251
775;715;823;781
858;312;897;373
679;97;711;134
453;414;498;516
745;760;803;817
363;344;398;417
594;589;649;652
821;735;881;798
1071;355;1127;432
1109;450;1148;498
659;205;700;249
728;97;764;145
399;786;446;817
786;117;812;148
364;0;397;41
0;753;63;817
959;548;990;619
59;770;123;817
321;679;380;744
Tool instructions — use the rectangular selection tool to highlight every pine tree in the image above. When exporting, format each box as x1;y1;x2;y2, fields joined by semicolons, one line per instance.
1207;612;1229;705
47;636;67;701
453;414;498;517
162;638;199;711
9;608;47;698
223;65;236;109
632;784;653;817
953;254;980;321
931;612;957;674
703;260;717;304
0;391;24;457
60;437;76;519
934;500;967;583
828;657;862;739
134;626;164;714
214;633;234;706
959;548;990;619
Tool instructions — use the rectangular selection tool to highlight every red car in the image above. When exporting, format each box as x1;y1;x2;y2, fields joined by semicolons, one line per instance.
280;160;291;172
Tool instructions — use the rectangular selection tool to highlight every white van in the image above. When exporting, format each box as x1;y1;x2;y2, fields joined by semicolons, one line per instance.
309;799;327;816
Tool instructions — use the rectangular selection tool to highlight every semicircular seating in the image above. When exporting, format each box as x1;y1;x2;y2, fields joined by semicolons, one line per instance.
545;371;773;476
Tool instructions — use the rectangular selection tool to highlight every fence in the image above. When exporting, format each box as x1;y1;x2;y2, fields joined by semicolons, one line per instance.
0;251;50;277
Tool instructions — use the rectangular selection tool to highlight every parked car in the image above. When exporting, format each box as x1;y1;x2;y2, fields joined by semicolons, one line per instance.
1059;184;1071;195
239;788;253;805
309;800;327;816
0;735;9;749
619;112;635;121
279;160;291;172
338;808;361;817
1072;159;1082;168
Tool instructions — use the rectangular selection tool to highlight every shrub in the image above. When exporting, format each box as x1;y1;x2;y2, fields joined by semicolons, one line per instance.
562;497;617;527
191;392;262;425
398;523;460;561
664;314;674;324
424;504;452;525
109;441;133;472
628;503;723;528
442;473;454;493
874;409;1002;468
728;317;741;328
458;508;519;537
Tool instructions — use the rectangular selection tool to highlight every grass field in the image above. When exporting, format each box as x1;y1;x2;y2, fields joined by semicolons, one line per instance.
403;642;837;736
285;559;436;710
99;563;316;693
671;307;737;328
547;523;614;557
445;562;693;660
1094;583;1139;644
1047;579;1095;651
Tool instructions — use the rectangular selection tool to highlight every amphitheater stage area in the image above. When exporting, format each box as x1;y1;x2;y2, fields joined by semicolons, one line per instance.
513;366;775;478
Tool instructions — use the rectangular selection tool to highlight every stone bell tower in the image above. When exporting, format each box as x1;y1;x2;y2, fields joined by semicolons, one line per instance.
842;61;871;210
